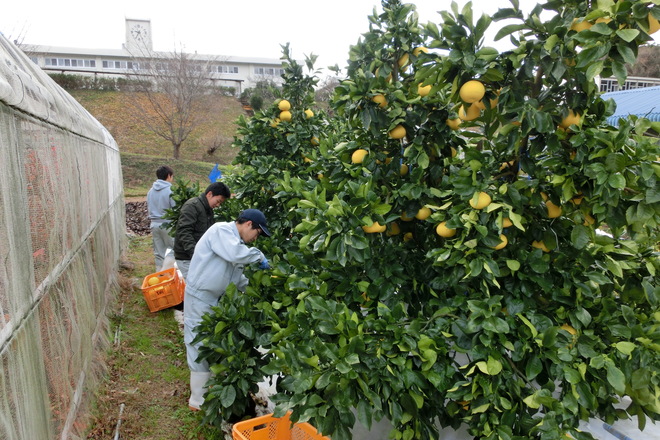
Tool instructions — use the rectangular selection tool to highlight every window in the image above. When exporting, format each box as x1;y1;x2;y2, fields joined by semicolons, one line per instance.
254;67;284;76
45;57;96;69
213;65;239;74
103;60;130;70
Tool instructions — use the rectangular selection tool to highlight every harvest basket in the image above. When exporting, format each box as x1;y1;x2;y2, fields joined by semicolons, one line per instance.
232;412;329;440
140;267;184;312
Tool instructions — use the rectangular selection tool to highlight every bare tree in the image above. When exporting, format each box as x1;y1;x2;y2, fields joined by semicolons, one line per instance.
627;45;660;78
126;48;220;159
315;75;341;114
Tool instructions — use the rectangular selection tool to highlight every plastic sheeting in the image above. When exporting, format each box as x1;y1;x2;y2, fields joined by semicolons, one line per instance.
0;34;124;439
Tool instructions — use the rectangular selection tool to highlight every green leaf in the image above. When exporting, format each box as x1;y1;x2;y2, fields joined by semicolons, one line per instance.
615;341;636;356
571;225;591;250
606;364;626;394
544;35;560;52
586;60;604;81
563;366;582;384
616;28;640;42
606;258;624;278
476;357;503;375
526;356;542;380
608;173;626;189
219;385;237;408
506;260;521;271
357;400;373;430
373;203;392;215
494;24;527;41
523;390;541;409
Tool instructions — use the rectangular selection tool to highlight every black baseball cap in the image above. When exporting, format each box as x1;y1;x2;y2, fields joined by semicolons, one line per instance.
240;209;271;237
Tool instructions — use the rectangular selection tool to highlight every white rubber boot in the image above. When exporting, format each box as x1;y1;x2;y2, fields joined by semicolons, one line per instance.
188;371;211;410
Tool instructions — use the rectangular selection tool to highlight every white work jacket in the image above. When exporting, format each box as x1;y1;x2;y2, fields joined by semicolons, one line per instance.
184;221;265;306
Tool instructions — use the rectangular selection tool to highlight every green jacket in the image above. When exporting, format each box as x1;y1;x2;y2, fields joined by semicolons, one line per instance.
173;195;215;260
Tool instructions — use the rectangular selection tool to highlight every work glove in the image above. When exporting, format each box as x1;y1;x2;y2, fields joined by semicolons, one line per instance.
259;258;270;270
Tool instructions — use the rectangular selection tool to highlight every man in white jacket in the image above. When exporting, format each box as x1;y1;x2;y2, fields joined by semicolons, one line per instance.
184;209;271;411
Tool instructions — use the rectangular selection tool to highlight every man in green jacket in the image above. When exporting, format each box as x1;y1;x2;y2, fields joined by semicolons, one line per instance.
173;182;231;279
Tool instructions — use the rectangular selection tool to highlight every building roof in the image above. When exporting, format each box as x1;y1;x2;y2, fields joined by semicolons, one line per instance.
603;85;660;125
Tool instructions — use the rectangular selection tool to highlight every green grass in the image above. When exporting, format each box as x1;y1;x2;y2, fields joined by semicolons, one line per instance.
74;87;240;438
87;235;226;439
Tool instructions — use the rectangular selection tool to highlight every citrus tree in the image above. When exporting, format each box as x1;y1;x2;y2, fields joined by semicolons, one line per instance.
196;1;660;439
194;45;341;425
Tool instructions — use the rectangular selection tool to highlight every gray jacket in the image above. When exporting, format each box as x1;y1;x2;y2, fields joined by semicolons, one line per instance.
146;179;174;227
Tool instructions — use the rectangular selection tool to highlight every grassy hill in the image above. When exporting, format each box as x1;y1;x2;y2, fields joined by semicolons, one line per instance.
69;90;246;196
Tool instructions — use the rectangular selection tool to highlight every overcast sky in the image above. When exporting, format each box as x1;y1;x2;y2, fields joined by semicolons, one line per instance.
1;0;658;76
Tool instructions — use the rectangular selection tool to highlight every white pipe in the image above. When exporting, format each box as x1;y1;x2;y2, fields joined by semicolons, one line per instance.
113;403;125;440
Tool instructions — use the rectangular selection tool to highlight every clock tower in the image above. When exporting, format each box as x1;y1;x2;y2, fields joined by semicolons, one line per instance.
125;19;153;52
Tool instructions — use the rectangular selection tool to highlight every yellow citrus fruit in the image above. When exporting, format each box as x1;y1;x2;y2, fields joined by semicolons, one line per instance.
492;234;508;250
398;53;409;68
546;201;562;218
351;149;368;164
304;109;314;118
502;218;513;228
583;213;596;226
561;323;577;336
279;110;292;122
148;276;160;286
403;232;413;242
389;125;406;139
278;99;291;111
436;222;457;238
459;80;486;103
532;240;550;253
458;104;481;121
400;164;409;176
362;222;387;233
571;192;584;205
451;147;457;158
372;94;387;108
415;206;432;220
270;119;280;128
310;136;319;146
401;211;414;222
303;155;312;163
559;110;581;130
418;83;432;97
386;222;401;236
413;46;428;56
446;118;461;130
499;160;516;171
649;13;660;34
469;192;492;210
570;18;593;32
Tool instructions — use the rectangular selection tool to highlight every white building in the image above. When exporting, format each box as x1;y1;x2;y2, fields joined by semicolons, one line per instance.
20;18;285;95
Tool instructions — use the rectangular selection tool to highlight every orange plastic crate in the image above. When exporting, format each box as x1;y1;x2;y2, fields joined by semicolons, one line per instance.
232;413;329;440
140;267;184;312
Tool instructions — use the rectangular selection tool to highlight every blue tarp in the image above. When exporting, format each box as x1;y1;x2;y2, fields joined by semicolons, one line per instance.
208;164;222;182
603;85;660;126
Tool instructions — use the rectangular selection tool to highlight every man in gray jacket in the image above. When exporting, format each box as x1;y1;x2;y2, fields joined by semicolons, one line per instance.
184;209;271;411
173;182;231;279
146;166;175;272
